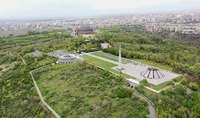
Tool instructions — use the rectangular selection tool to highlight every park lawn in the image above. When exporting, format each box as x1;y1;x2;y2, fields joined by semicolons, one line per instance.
92;52;172;71
83;54;135;79
144;76;183;91
33;63;149;117
83;54;117;70
91;52;127;64
147;82;169;91
133;59;173;71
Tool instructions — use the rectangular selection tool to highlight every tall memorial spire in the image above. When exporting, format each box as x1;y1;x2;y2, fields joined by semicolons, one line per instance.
118;44;122;70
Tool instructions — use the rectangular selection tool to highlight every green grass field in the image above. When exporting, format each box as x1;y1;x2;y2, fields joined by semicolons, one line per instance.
33;63;149;117
92;52;172;71
83;54;117;70
92;52;127;64
147;82;169;91
132;59;173;71
83;55;135;79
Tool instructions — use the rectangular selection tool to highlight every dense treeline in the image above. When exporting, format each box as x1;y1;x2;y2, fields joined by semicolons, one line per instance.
148;30;200;46
100;31;200;82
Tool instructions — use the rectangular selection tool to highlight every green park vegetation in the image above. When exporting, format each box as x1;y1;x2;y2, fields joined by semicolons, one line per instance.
139;79;148;86
133;59;173;71
0;60;53;117
91;52;127;64
83;54;134;79
98;27;200;83
97;26;200;117
150;82;169;91
22;53;57;71
0;30;101;117
83;55;117;70
140;80;172;91
0;25;199;118
138;84;200;118
33;62;149;117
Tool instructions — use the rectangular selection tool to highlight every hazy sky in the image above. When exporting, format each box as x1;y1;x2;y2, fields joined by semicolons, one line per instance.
0;0;200;19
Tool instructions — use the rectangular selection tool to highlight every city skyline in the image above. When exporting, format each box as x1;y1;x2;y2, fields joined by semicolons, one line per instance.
0;0;200;20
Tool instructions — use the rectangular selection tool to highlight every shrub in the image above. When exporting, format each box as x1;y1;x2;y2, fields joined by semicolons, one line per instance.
173;76;182;82
135;86;145;94
139;79;148;86
189;82;199;91
7;83;12;87
181;77;188;85
116;87;132;98
39;112;45;118
167;81;175;86
0;67;2;71
158;99;163;104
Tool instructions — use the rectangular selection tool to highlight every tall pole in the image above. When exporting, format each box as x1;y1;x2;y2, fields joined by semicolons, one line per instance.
119;44;122;70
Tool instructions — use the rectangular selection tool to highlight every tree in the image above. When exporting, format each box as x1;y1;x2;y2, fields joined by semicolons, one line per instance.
181;77;188;85
116;87;132;98
139;79;148;86
189;82;199;91
158;99;163;104
167;81;175;86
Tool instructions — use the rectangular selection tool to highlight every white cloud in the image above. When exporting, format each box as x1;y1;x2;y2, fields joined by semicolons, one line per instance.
0;0;199;19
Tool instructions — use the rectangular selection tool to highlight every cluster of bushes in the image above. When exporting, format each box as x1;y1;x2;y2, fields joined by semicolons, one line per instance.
158;84;200;117
23;53;57;71
33;62;149;117
0;61;52;117
180;77;199;91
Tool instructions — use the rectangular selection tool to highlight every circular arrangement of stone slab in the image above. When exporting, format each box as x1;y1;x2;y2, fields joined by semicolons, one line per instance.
140;67;165;79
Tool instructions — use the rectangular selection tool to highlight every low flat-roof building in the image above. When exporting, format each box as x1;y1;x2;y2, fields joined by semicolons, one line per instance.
56;55;81;64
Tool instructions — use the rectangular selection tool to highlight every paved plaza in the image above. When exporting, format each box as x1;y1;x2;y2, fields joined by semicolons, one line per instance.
112;62;181;85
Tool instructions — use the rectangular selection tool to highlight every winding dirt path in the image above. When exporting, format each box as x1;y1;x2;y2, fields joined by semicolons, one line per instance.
19;55;61;118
